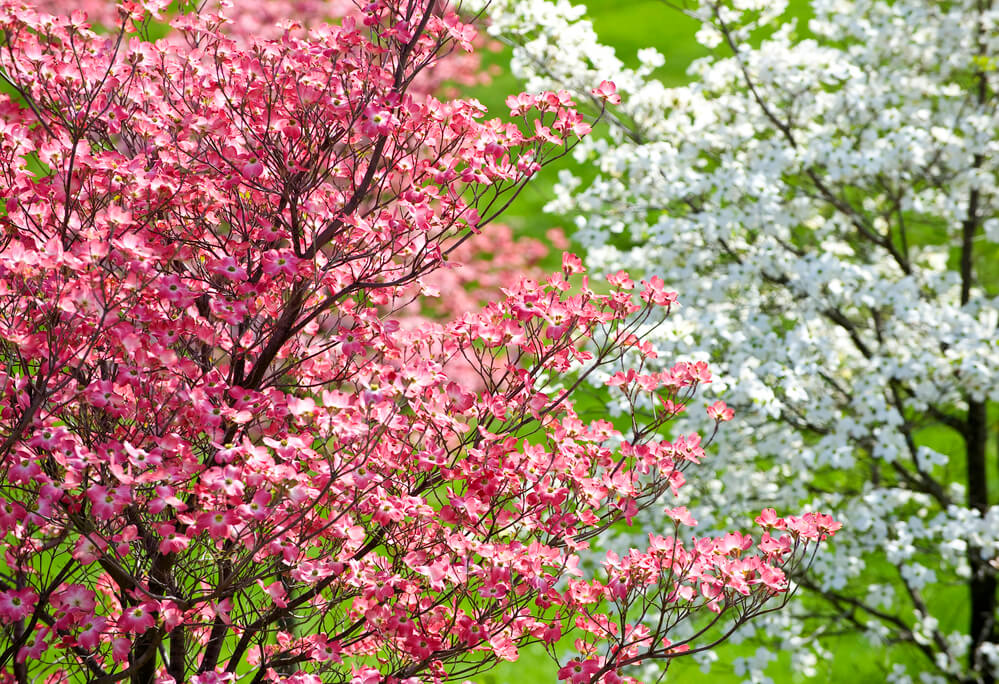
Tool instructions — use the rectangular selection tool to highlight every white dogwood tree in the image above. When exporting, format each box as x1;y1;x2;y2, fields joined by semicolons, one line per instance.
480;0;999;681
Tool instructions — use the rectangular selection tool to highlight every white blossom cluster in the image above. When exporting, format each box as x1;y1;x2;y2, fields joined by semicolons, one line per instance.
481;0;999;681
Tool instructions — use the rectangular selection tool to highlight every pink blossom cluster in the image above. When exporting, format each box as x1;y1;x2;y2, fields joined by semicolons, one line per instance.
549;506;841;683
0;1;837;682
30;0;497;97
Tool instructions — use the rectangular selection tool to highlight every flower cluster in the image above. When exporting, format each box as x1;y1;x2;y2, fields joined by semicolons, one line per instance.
0;0;837;682
482;0;999;680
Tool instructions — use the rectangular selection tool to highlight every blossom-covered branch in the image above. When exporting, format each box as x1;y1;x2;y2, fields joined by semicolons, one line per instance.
0;1;837;682
481;0;999;680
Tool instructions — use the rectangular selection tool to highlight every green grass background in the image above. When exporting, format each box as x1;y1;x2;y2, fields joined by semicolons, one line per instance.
461;1;939;682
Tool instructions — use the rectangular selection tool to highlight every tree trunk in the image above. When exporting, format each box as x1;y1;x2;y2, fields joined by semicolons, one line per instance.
966;399;996;684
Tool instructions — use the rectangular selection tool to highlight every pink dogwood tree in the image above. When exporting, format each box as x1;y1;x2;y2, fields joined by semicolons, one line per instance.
0;1;838;682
